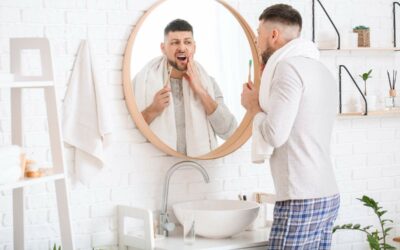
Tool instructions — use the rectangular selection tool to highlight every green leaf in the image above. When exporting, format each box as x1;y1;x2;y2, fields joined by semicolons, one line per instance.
359;195;377;209
382;243;396;249
352;224;361;229
367;234;380;250
377;210;387;217
333;225;340;233
354;25;369;30
363;225;372;230
384;227;393;234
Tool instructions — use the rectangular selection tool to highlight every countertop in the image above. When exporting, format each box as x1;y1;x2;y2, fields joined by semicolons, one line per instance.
154;226;270;250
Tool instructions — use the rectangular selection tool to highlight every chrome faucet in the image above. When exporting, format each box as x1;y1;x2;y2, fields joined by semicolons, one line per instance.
159;160;210;237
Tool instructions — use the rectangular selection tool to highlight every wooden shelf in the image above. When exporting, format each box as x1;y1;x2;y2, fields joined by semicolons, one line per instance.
5;37;74;249
0;169;65;191
0;81;54;88
320;47;400;51
338;109;400;117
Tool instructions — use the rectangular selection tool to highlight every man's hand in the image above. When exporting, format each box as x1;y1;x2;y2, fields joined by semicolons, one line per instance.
142;85;171;124
183;57;217;115
241;81;262;116
150;85;171;114
184;56;206;95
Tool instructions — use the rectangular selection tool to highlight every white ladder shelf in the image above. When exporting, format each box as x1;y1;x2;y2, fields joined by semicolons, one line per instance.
0;38;75;249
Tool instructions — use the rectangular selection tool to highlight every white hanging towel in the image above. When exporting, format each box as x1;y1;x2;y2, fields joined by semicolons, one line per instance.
252;38;320;163
63;40;112;185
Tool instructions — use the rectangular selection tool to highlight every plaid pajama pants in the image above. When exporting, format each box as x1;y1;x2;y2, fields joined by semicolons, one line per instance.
267;194;340;250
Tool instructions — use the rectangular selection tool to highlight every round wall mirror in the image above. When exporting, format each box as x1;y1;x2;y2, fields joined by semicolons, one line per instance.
123;0;260;159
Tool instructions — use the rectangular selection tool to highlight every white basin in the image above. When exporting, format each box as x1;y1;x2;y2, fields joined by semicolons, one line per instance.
173;200;259;239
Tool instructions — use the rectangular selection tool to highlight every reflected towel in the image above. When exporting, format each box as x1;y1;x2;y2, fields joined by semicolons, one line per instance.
252;38;320;163
63;40;112;185
133;56;217;156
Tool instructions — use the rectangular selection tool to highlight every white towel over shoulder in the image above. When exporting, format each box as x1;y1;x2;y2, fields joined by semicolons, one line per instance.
252;38;320;163
63;40;112;184
133;56;217;156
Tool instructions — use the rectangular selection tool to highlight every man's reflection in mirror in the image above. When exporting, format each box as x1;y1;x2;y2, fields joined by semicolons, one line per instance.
133;19;237;156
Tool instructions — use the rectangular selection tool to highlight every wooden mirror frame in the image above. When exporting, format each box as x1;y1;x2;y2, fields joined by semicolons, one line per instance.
122;0;260;160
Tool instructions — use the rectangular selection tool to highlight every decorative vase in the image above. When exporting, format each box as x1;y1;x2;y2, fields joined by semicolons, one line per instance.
353;28;370;47
385;90;398;109
389;89;397;97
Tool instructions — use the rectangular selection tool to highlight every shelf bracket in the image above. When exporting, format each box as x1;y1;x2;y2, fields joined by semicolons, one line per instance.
394;2;400;47
312;0;341;49
339;65;368;115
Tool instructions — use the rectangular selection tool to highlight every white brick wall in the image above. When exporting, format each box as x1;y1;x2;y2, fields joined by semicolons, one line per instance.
0;0;399;249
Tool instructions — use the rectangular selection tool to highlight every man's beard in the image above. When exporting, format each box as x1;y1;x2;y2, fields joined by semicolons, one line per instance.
261;48;275;66
168;59;187;72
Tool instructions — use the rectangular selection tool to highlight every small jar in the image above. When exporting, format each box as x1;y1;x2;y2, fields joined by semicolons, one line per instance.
385;90;398;109
385;97;395;109
25;161;43;178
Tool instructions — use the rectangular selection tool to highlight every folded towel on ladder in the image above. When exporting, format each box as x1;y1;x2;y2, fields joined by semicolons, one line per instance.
0;145;22;184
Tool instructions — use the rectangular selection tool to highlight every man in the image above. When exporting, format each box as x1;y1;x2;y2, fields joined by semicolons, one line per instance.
134;19;237;156
241;4;339;249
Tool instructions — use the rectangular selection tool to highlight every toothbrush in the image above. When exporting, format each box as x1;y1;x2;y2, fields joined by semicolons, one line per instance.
164;63;173;87
247;59;253;89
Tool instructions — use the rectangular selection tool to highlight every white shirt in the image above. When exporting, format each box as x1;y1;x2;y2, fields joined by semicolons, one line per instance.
253;56;339;201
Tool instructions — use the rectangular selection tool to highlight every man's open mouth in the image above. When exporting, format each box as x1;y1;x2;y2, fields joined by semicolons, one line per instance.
176;54;188;62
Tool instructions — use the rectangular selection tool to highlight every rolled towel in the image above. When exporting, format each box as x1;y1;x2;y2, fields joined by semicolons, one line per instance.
0;146;21;172
0;159;20;167
0;145;21;159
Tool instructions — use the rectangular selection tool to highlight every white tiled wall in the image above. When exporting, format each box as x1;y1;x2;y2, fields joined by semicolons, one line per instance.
0;0;399;249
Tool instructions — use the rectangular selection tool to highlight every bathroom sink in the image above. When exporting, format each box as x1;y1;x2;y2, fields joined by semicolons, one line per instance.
173;200;259;239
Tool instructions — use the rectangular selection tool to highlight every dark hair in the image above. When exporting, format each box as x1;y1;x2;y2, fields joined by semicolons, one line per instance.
164;19;193;36
259;4;302;30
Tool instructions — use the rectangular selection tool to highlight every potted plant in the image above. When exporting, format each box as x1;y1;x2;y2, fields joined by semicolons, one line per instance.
353;25;370;47
360;69;372;96
333;195;395;250
359;69;377;111
52;244;61;250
